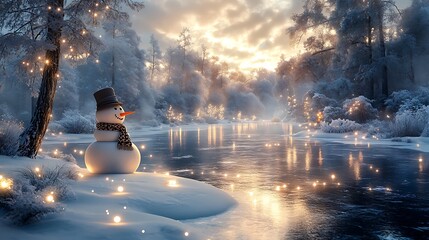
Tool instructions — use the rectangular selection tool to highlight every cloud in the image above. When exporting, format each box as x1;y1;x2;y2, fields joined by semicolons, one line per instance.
130;0;302;71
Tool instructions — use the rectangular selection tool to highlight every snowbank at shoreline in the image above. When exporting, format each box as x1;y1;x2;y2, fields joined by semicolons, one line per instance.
0;155;236;240
293;129;429;153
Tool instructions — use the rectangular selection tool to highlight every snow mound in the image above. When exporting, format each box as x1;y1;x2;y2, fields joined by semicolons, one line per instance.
0;155;236;240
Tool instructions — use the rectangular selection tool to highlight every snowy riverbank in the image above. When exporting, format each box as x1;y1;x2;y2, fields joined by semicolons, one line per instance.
0;154;236;240
293;128;429;153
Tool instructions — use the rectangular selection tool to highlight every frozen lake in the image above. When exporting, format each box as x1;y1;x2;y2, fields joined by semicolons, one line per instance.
45;122;429;239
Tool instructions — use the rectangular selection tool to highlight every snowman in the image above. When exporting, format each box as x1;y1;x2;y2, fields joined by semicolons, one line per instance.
84;87;141;174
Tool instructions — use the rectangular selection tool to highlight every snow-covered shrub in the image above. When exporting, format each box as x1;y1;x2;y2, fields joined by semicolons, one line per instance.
323;106;345;122
385;87;429;113
0;120;23;156
54;110;94;134
0;165;77;225
48;150;77;164
0;184;60;225
366;120;390;138
18;165;77;200
320;119;362;133
397;97;424;113
385;89;413;113
343;96;378;123
311;93;338;111
389;106;429;137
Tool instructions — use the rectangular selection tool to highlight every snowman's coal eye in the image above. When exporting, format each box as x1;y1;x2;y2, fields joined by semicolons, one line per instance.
114;107;117;110
119;107;123;111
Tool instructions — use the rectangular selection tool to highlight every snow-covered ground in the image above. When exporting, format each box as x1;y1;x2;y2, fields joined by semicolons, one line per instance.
0;154;236;240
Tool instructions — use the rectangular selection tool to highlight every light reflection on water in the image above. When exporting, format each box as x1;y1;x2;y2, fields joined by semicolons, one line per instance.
44;122;429;239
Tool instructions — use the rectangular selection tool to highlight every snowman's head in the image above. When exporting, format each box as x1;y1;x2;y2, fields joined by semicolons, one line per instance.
96;104;134;124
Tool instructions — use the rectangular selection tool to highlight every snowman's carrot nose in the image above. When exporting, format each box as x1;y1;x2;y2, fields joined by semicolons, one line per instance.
120;111;135;117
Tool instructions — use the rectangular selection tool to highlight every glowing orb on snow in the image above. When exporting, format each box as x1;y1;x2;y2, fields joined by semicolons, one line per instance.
167;180;178;187
113;216;121;223
117;186;124;192
184;232;189;237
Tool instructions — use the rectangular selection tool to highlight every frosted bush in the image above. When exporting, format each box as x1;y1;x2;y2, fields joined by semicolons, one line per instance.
0;184;60;225
323;106;345;122
366;120;390;138
48;150;77;164
320;119;362;133
0;120;23;156
18;165;77;200
311;93;338;111
385;89;413;113
343;96;378;123
385;87;429;113
0;165;77;225
389;107;429;137
55;110;95;134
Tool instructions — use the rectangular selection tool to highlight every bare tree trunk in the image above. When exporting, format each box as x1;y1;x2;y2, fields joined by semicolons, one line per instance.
409;50;415;83
377;0;388;97
17;0;64;158
150;47;155;82
367;11;374;99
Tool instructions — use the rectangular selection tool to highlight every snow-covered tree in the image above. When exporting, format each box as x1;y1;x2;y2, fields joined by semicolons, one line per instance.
147;34;162;84
0;0;144;158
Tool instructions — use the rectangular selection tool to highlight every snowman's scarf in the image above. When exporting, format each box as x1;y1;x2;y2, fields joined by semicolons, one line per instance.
96;122;133;151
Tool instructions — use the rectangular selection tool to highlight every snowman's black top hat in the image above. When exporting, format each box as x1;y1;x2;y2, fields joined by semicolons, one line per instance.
93;87;122;111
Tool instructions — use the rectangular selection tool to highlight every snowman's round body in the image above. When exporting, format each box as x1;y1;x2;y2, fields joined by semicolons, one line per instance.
84;106;141;174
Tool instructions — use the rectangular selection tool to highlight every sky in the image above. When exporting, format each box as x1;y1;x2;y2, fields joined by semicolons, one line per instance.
131;0;412;73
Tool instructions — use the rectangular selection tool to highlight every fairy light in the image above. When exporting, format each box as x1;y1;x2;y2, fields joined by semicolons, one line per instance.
167;105;183;122
331;174;336;180
0;177;12;190
35;167;40;172
140;145;145;149
167;180;178;187
184;232;189;237
113;216;121;223
419;158;423;162
117;186;124;192
45;194;55;203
